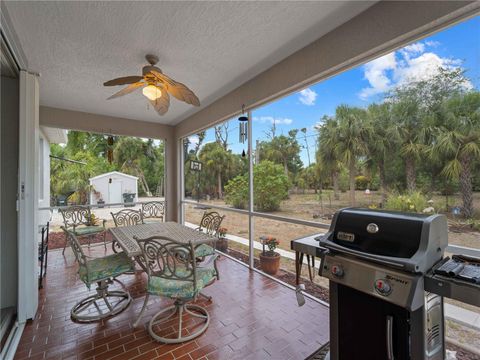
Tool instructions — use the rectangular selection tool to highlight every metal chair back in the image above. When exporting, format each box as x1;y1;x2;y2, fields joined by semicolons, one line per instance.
141;201;165;221
136;236;197;289
198;211;225;237
111;209;144;227
60;206;92;230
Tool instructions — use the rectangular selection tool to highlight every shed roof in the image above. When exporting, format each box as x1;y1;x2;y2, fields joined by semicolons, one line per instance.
89;171;138;182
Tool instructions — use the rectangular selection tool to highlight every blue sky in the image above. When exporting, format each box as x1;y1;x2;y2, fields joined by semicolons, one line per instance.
188;16;479;166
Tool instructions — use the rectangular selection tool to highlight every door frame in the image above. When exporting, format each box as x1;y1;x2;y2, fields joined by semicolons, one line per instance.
17;70;39;323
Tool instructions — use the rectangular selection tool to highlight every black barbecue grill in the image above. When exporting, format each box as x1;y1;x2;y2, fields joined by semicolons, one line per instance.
316;208;448;360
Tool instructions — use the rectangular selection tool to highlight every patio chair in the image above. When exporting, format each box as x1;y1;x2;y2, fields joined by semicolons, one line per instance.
111;208;144;227
62;227;133;322
60;206;107;255
111;209;144;253
194;211;224;279
141;201;165;223
133;235;216;343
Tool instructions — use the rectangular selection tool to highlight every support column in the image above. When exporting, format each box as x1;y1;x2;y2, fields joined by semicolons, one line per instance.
164;135;179;222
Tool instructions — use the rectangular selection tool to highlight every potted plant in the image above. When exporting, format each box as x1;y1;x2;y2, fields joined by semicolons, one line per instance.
259;236;280;275
87;213;99;226
216;227;228;252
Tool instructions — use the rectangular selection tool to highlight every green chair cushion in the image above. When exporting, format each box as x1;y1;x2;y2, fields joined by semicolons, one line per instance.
73;225;104;236
195;244;215;257
147;267;216;299
79;252;134;284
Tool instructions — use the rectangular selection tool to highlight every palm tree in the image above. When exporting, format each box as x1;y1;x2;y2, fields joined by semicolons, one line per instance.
316;116;341;200
391;98;427;191
199;142;232;199
433;92;480;218
333;105;369;206
365;103;399;205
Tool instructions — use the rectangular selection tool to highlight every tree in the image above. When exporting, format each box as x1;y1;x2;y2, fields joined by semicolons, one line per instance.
332;105;368;206
51;150;113;204
390;97;426;191
316;116;342;200
198;142;232;199
214;121;230;150
300;127;311;167
194;131;206;156
365;103;399;205
434;92;480;218
388;67;468;192
258;132;302;178
113;137;152;196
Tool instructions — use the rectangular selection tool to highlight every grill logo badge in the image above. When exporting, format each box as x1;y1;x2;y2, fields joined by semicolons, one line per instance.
337;231;355;242
366;223;379;234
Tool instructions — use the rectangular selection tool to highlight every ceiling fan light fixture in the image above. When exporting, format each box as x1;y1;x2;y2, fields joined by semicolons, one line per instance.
142;84;162;101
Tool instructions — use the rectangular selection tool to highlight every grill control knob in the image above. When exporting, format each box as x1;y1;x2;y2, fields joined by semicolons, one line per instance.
375;279;392;295
331;265;344;277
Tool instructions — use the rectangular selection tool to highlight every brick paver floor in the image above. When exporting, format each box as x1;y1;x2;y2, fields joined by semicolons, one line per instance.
14;245;329;360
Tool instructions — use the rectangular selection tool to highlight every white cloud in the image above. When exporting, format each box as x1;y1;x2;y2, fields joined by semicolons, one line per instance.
400;42;425;59
358;40;471;100
425;40;440;48
298;88;317;106
253;116;293;125
394;52;449;84
358;52;396;100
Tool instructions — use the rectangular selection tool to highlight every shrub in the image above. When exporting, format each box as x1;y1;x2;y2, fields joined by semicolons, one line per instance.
355;175;370;190
224;175;248;209
385;192;433;214
224;161;290;212
253;161;290;211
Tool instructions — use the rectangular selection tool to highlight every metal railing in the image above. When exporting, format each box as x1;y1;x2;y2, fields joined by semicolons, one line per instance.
38;199;166;212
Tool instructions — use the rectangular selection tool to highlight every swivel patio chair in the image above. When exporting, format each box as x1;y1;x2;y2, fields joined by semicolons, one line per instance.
62;227;134;322
60;206;107;255
111;209;144;253
133;235;216;343
141;201;165;223
111;208;144;227
195;211;224;279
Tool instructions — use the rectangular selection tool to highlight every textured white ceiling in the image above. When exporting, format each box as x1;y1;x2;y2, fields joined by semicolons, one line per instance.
5;1;374;125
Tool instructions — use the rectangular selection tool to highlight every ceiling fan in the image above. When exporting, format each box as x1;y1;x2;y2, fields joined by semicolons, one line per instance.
103;54;200;116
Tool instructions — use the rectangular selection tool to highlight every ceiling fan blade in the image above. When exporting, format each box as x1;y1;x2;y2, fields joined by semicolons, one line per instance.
107;82;144;100
149;91;170;116
103;76;143;86
150;69;200;106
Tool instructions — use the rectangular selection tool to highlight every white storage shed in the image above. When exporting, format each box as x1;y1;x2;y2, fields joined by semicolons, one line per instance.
89;171;138;205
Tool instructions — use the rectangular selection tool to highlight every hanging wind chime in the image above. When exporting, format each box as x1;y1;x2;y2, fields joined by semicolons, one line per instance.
238;104;248;157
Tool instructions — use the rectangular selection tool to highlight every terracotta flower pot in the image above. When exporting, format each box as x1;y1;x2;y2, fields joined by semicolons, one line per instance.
216;237;228;252
260;252;280;275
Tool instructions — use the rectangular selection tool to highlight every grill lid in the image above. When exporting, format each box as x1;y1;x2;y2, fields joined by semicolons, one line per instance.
318;208;448;273
332;208;425;258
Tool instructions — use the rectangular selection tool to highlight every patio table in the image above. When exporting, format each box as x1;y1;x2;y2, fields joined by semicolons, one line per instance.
109;222;215;257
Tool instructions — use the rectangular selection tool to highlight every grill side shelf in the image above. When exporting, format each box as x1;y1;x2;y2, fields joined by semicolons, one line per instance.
424;272;480;307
